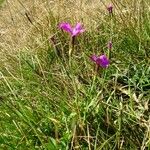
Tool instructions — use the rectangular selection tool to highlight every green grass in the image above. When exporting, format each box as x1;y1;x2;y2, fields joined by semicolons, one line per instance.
0;0;150;149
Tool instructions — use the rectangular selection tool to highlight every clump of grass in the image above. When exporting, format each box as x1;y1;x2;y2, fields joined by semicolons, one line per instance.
0;0;150;149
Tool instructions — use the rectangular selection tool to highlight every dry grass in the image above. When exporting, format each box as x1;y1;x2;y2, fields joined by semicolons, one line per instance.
1;0;145;61
0;0;109;61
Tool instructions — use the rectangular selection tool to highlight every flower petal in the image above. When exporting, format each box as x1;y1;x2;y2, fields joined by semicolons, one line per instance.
72;23;85;36
59;22;72;33
97;55;110;68
90;55;98;62
74;23;82;30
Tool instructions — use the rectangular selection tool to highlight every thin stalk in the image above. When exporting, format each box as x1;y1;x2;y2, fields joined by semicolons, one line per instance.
69;36;75;66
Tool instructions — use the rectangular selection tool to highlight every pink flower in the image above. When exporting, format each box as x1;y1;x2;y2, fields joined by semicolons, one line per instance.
91;54;110;68
107;41;112;50
59;22;85;37
107;4;113;14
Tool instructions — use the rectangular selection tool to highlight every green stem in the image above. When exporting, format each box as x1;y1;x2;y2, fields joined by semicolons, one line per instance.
69;36;75;57
69;36;75;66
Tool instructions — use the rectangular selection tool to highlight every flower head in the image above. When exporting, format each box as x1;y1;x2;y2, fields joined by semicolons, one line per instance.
91;54;110;68
59;22;85;37
107;41;112;50
107;4;113;14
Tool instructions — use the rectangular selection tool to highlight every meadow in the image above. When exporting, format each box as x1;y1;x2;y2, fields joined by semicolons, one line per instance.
0;0;150;149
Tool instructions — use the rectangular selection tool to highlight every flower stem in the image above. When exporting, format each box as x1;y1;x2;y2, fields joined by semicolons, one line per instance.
69;36;75;66
69;36;75;57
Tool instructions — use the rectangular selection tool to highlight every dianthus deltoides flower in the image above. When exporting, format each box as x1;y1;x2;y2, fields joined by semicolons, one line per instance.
107;41;112;50
107;4;113;14
59;22;85;37
91;54;110;68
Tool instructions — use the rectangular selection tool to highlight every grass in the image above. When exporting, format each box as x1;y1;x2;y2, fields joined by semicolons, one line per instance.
0;0;150;149
0;0;4;5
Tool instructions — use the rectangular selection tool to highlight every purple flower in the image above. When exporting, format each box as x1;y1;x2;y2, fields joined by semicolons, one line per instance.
107;41;112;50
59;22;85;37
91;54;110;68
107;4;113;14
59;23;72;34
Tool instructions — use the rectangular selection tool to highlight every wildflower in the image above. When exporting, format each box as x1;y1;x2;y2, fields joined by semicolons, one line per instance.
107;4;113;14
107;41;112;50
50;35;56;45
59;22;85;37
91;54;110;68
